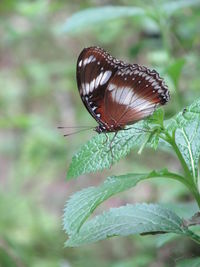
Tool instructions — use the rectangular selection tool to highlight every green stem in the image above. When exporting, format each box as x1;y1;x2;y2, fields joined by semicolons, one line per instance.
158;171;200;206
169;133;192;180
162;130;192;181
159;130;200;207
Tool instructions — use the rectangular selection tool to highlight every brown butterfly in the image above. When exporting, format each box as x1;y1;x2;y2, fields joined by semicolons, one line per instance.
77;46;170;134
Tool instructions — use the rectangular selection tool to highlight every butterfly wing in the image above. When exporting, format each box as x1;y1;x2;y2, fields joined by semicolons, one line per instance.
76;47;126;126
103;65;170;128
77;46;170;132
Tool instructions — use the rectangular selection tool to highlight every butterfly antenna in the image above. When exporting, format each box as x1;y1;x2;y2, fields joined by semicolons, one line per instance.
59;127;94;137
57;126;92;129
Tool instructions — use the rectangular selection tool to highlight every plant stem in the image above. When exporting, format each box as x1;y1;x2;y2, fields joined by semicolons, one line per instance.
160;130;200;208
162;130;192;181
158;171;200;206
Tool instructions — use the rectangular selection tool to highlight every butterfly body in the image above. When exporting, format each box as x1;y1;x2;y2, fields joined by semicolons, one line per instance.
77;46;170;133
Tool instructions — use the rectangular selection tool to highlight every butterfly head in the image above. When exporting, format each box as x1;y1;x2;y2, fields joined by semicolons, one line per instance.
94;125;106;134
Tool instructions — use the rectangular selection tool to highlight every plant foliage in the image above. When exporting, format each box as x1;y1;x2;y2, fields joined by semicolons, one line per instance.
64;95;200;246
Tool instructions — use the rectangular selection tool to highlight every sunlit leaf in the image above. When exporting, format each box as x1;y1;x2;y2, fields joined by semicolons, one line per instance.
166;98;200;182
175;120;200;181
61;6;146;33
166;97;200;132
66;203;188;247
61;1;200;34
64;169;184;236
67;120;151;179
67;108;166;179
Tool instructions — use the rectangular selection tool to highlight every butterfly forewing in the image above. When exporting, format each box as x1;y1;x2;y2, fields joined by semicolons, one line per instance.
76;47;170;132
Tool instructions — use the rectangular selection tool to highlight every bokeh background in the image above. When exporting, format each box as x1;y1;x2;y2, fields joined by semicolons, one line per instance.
1;0;200;266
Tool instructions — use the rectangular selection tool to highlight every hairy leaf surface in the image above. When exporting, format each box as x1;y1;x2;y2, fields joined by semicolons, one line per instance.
67;121;151;179
64;169;185;237
66;203;188;247
166;98;200;181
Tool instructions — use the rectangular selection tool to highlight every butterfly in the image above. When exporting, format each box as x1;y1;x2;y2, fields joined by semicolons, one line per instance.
77;46;170;134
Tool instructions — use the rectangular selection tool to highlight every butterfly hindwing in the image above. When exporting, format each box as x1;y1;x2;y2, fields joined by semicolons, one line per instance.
104;65;169;127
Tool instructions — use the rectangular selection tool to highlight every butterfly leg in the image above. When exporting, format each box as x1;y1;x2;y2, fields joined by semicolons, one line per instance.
102;133;109;146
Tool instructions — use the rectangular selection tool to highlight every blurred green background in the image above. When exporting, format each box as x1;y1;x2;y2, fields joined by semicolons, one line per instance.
0;0;200;266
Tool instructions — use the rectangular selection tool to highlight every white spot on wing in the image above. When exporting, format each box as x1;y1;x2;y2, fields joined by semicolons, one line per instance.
107;83;116;91
95;72;104;88
85;83;90;94
81;83;86;94
109;86;154;113
110;87;133;105
120;88;133;105
83;56;96;67
100;71;112;85
87;55;93;64
151;81;157;87
130;96;154;112
83;58;89;66
89;79;95;92
92;106;97;111
79;60;82;67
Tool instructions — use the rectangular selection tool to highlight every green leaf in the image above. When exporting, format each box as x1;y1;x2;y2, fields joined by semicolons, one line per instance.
64;172;146;236
146;108;164;150
164;202;199;219
61;6;146;33
67;107;167;179
162;0;200;15
176;257;200;267
147;108;164;126
166;98;200;181
67;121;150;179
166;97;200;132
0;247;19;267
166;58;185;88
65;203;188;247
175;120;200;181
63;169;184;236
60;1;200;33
156;202;199;247
148;133;160;150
